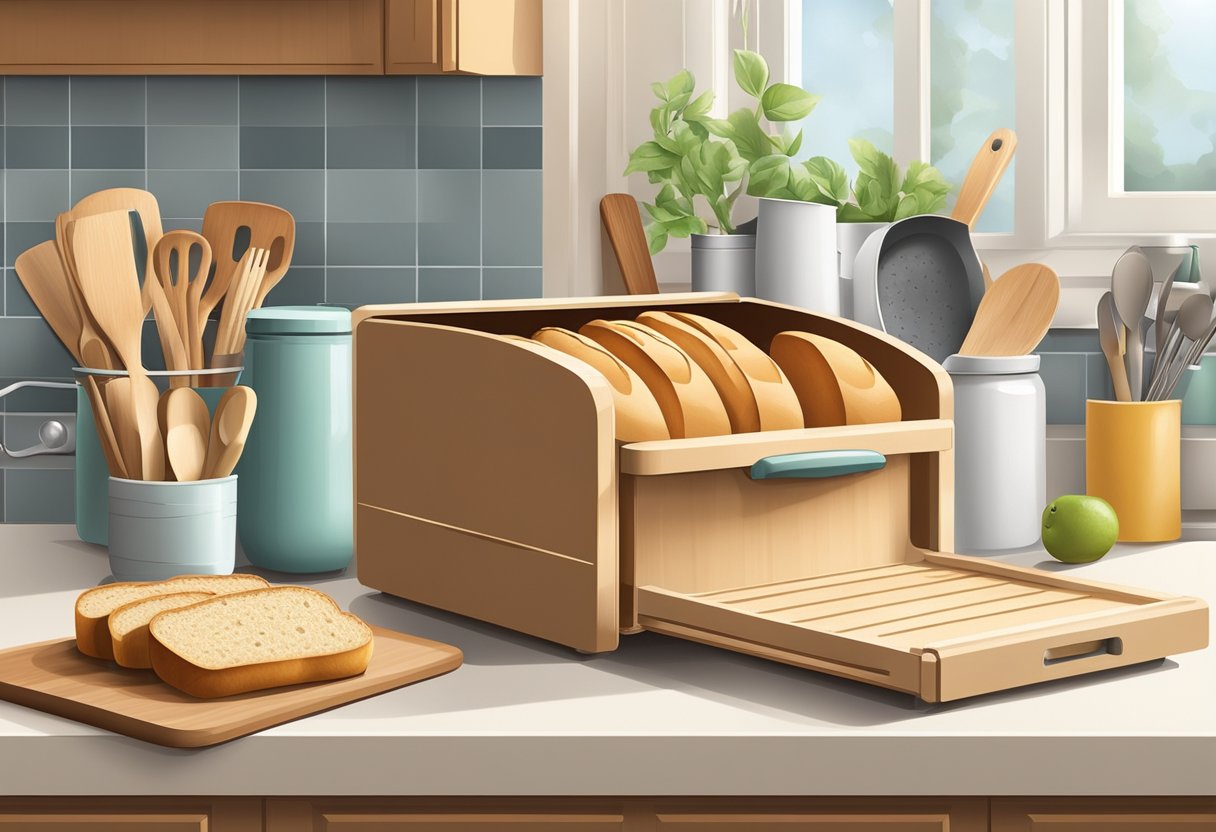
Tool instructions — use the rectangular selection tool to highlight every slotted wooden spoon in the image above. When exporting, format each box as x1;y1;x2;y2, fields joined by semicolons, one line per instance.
959;264;1061;356
154;230;213;371
202;386;257;479
70;210;164;481
199;201;295;335
13;241;83;363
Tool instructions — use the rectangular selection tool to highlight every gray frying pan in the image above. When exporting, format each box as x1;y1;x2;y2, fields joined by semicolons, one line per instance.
852;129;1017;362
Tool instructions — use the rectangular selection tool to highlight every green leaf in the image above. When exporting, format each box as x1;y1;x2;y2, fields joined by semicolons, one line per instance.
651;81;668;102
733;49;769;99
682;90;715;121
760;84;819;122
665;70;695;102
803;156;849;205
849;138;901;221
787;163;815;202
665;214;709;238
623;141;677;176
836;203;874;223
900;160;951;215
643;201;682;223
644;220;669;254
719;108;772;163
785;130;804;158
892;194;922;221
747;155;790;197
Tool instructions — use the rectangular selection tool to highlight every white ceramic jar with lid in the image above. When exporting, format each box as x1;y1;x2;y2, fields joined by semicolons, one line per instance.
943;354;1046;551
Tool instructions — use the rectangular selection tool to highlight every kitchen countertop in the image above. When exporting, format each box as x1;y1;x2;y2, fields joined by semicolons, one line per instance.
0;524;1211;797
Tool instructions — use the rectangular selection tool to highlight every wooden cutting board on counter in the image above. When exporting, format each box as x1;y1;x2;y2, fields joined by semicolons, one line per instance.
0;626;462;748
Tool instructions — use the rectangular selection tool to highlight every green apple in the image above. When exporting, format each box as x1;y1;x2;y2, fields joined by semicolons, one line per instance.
1042;495;1119;563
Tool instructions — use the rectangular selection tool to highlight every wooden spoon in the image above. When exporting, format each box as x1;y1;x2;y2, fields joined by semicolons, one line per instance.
959;264;1060;356
104;376;142;479
13;241;83;363
199;201;295;332
163;387;211;482
202;386;257;479
154;231;213;371
83;375;128;479
1097;292;1133;403
70;210;164;481
55;216;118;370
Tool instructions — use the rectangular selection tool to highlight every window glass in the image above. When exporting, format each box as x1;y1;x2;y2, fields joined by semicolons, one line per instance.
1124;0;1216;191
796;0;894;177
930;0;1015;232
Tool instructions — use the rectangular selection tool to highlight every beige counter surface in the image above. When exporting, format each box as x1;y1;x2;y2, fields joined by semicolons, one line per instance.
0;524;1211;796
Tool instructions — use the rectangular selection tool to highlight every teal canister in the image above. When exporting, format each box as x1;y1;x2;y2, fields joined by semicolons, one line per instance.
237;307;353;572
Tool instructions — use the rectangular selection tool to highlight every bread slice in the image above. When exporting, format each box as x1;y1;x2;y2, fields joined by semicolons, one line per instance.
770;331;902;426
531;327;669;442
579;319;730;438
148;586;374;698
75;574;270;660
110;592;214;669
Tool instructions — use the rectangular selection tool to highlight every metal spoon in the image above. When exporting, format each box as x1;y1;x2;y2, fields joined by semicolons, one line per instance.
1097;292;1133;402
1111;249;1154;401
1160;301;1216;400
1152;292;1213;400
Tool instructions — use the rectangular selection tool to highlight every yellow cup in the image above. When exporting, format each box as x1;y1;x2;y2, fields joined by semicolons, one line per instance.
1085;399;1181;542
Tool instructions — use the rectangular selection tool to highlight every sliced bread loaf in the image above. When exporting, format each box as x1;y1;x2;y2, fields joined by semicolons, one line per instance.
75;574;270;660
148;586;374;698
109;592;214;669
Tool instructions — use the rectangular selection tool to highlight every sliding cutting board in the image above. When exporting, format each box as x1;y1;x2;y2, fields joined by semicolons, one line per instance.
0;626;462;748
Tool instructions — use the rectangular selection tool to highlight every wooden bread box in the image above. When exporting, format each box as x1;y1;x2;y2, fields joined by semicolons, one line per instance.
351;293;1208;702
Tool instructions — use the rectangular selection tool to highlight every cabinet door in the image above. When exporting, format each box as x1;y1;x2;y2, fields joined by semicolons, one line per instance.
441;0;542;75
0;798;260;832
268;799;626;830
992;797;1216;831
0;0;383;74
386;0;441;74
652;799;987;832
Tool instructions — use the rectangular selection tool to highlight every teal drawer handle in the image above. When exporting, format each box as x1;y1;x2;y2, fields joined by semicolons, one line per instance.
749;450;887;480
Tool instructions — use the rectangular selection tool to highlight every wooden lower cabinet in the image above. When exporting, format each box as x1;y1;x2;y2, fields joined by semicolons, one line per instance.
0;797;260;831
991;797;1216;830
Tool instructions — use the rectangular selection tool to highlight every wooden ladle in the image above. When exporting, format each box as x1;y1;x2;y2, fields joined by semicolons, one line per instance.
163;387;211;482
959;263;1061;356
202;386;257;479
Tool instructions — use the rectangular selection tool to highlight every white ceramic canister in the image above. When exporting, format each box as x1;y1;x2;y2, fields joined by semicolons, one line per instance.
754;198;838;315
943;354;1046;552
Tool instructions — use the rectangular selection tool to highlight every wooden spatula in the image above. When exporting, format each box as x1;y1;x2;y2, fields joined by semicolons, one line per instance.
84;375;129;479
959;263;1061;356
14;241;83;363
55;216;119;370
164;387;211;482
202;386;257;479
70;210;164;481
600;194;659;295
200;201;295;329
66;188;163;317
154;231;213;371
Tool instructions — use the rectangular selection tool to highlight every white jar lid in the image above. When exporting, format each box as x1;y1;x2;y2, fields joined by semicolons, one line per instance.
942;354;1041;375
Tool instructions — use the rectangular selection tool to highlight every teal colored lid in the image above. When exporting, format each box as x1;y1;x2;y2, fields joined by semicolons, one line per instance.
245;306;352;335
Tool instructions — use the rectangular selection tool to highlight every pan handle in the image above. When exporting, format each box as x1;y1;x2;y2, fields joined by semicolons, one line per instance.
749;449;886;480
950;129;1018;230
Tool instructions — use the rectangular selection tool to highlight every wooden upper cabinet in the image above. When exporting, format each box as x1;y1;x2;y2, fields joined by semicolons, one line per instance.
387;0;542;75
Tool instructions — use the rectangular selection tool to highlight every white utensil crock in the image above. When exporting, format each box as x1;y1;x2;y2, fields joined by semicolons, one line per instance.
755;198;838;314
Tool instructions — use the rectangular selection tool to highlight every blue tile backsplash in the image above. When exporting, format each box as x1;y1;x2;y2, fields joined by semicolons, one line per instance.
0;75;542;522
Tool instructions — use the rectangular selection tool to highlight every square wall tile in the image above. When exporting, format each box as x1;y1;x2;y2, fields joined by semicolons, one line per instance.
0;318;76;377
70;77;146;125
418;267;480;302
1087;353;1115;403
239;170;325;223
5;468;74;523
483;267;542;300
5;222;55;267
327;126;414;170
5;78;68;125
148;170;238;219
240;126;325;169
327;170;416;223
4;126;68;169
325;266;417;306
70;170;146;205
482;78;542;126
327;222;414;266
292;222;325;266
418;170;480;266
483;127;541;170
327;77;415;126
148;77;238;125
0;376;75;412
5;270;39;317
71;126;145;169
240;77;324;126
6;170;68;222
1039;352;1088;424
261;266;326;307
417;76;481;169
483;170;541;267
148;125;239;170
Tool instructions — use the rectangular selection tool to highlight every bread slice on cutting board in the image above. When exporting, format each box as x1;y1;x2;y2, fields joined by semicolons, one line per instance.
638;311;803;433
75;574;270;660
579;319;731;439
148;586;374;698
770;331;902;427
530;327;668;442
109;591;214;669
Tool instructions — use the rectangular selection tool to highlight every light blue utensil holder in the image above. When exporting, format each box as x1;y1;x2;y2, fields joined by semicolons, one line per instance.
107;475;238;581
74;367;242;546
